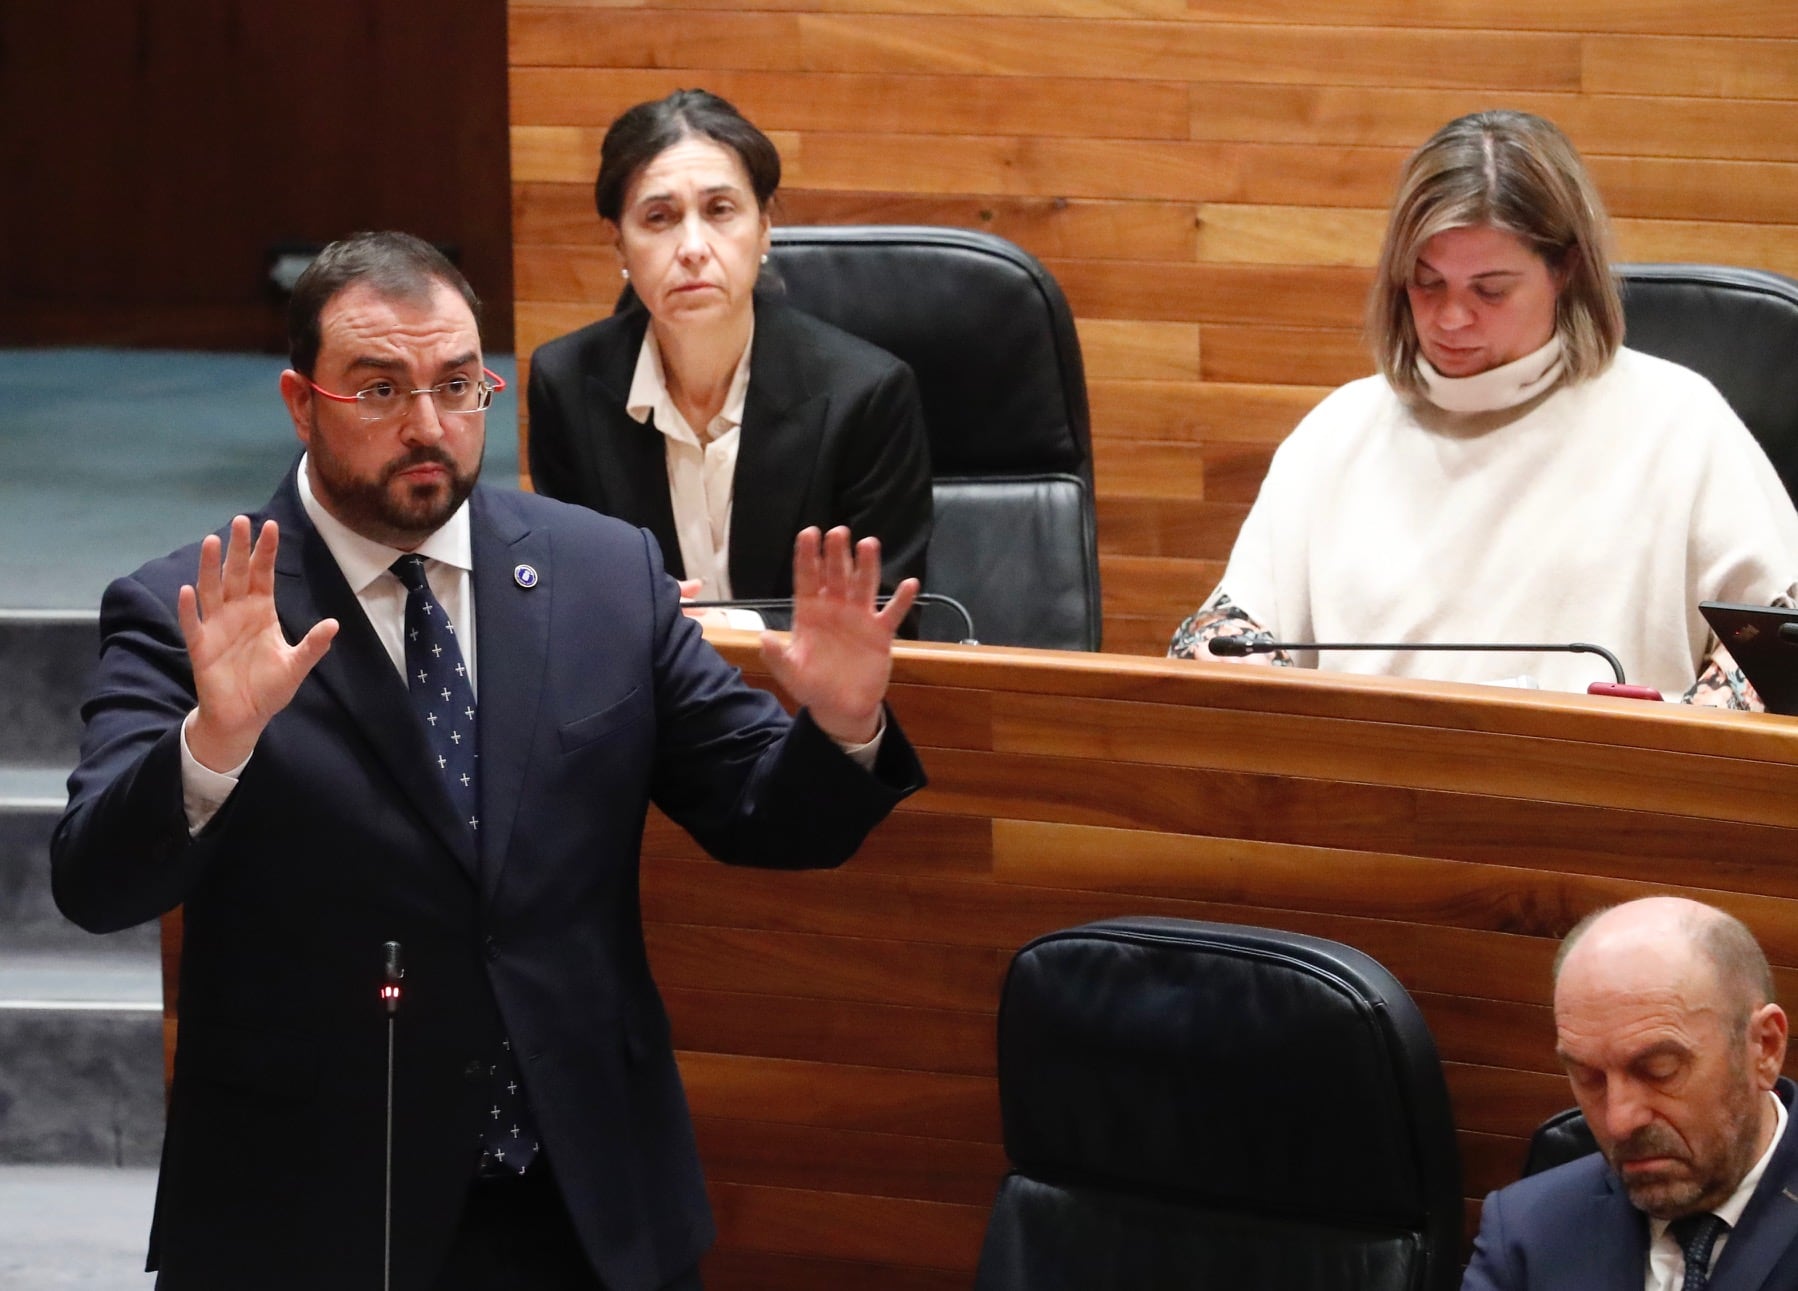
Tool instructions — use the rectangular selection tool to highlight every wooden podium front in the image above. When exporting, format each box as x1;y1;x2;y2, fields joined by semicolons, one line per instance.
162;637;1798;1288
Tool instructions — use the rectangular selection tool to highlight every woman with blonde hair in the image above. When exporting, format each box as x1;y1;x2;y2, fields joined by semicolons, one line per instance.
1169;110;1798;704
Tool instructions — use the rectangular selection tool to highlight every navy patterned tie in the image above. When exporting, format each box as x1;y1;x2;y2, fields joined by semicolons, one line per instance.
1669;1212;1729;1291
388;556;539;1174
477;1038;539;1177
390;555;480;833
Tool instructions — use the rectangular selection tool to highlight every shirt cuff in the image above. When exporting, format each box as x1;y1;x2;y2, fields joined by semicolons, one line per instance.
180;709;249;835
831;710;886;772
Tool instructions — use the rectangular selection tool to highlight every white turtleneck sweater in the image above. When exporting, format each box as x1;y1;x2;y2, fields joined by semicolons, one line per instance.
1199;346;1798;696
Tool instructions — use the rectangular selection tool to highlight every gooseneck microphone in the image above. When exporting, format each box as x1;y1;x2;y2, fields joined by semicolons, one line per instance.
685;591;979;645
382;941;405;1016
1205;635;1631;685
380;941;405;1291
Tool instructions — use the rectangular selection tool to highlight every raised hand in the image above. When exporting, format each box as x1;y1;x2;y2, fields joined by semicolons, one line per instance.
760;526;917;746
177;516;338;771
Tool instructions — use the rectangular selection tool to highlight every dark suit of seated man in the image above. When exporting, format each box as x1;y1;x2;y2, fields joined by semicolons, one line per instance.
1463;897;1798;1291
49;231;925;1291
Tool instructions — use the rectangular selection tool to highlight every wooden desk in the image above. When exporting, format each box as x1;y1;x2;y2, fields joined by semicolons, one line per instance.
163;637;1798;1289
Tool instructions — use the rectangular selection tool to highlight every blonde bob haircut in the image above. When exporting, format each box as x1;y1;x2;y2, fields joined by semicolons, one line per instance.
1369;110;1625;401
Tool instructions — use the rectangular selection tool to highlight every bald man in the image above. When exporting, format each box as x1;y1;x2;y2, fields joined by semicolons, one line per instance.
1462;897;1798;1291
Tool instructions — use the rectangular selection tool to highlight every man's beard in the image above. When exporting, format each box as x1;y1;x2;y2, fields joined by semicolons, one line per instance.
309;431;479;547
1609;1066;1762;1218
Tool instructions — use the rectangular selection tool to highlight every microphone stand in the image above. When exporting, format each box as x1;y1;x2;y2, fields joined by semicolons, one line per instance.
380;941;405;1291
685;591;979;645
1207;637;1631;685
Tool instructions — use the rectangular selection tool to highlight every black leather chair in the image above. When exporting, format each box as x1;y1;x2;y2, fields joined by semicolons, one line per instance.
1618;264;1798;503
975;917;1465;1291
1521;1105;1599;1178
763;226;1101;650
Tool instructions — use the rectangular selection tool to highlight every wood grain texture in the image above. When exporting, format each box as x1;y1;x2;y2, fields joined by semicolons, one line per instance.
707;1180;989;1270
512;66;1192;137
1583;36;1798;100
1188;83;1798;163
2;0;513;349
1183;0;1798;40
1087;379;1328;444
1078;318;1203;381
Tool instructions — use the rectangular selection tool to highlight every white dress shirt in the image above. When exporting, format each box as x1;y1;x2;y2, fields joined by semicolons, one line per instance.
626;321;754;604
1645;1091;1788;1291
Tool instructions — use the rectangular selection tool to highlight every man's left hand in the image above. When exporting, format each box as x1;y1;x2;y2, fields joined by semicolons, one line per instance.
761;526;917;746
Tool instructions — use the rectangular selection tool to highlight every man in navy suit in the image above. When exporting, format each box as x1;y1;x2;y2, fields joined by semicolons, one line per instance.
50;232;925;1291
1464;897;1798;1291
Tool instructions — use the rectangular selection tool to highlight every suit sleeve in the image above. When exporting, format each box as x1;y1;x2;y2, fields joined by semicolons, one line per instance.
526;343;582;504
51;568;224;933
1461;1189;1524;1291
831;359;933;598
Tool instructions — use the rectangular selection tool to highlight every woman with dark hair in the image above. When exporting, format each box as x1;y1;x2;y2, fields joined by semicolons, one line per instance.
527;89;931;626
1169;110;1798;705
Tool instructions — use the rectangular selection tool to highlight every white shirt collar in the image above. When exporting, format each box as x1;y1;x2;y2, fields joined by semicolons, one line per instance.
296;452;474;593
625;320;755;445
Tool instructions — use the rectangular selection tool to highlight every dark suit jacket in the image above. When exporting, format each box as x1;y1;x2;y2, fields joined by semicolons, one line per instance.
526;296;932;605
1463;1079;1798;1291
50;467;924;1291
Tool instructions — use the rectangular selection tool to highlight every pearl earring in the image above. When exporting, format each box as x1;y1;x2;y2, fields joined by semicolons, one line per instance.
620;267;630;281
760;254;768;265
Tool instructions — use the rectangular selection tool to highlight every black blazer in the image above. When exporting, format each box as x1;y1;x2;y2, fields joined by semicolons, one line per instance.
526;296;932;604
1463;1078;1798;1291
51;469;925;1290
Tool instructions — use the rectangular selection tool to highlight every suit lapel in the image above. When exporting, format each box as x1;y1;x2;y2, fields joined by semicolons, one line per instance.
1712;1081;1798;1291
582;315;684;577
1591;1169;1652;1291
468;489;551;902
266;470;478;877
730;302;828;598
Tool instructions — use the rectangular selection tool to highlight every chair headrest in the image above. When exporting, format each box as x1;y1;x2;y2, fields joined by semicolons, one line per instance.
1618;264;1798;502
764;226;1092;481
997;917;1461;1226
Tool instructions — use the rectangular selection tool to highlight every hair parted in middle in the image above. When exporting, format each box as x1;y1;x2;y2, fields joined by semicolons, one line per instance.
1367;109;1625;401
593;88;782;226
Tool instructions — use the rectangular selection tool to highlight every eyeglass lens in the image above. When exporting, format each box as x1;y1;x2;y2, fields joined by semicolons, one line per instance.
359;378;492;420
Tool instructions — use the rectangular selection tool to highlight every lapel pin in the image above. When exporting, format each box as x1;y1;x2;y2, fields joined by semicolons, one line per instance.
513;563;539;589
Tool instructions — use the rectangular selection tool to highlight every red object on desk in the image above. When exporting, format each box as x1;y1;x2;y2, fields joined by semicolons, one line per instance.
1587;681;1664;701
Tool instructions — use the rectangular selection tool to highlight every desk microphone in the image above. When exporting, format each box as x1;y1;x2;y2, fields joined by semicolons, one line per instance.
685;591;978;645
1206;636;1659;698
379;941;405;1291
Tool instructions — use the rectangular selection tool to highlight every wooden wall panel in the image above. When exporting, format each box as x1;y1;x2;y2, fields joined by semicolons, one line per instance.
507;0;1798;649
1184;0;1798;40
3;1;513;350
